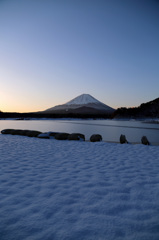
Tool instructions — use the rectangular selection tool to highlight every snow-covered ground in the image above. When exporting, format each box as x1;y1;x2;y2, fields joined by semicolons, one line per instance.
0;134;159;240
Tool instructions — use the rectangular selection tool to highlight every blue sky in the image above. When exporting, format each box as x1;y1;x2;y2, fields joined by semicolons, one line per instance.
0;0;159;112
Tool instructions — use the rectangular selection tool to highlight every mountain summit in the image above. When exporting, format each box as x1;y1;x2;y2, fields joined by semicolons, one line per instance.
65;94;102;105
44;94;115;115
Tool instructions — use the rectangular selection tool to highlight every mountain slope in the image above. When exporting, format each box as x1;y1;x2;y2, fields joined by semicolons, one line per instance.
44;94;115;114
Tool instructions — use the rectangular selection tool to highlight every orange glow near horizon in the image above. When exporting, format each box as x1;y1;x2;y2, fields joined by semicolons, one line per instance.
0;92;64;113
0;91;137;113
0;99;120;113
0;93;44;113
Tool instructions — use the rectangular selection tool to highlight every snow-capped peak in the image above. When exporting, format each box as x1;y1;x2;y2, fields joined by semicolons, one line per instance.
44;93;115;113
65;94;101;105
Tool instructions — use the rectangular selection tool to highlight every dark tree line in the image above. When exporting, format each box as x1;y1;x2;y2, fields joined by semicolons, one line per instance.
113;97;159;118
0;111;113;119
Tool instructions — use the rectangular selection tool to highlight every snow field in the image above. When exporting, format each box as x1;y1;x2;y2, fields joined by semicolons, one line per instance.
0;134;159;240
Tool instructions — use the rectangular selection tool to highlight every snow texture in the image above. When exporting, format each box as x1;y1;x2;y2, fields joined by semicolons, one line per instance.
0;134;159;240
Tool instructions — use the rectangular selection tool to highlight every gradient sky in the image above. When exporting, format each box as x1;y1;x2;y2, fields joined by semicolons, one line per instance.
0;0;159;112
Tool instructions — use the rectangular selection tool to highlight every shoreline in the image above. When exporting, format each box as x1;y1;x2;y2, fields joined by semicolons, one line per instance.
0;119;159;145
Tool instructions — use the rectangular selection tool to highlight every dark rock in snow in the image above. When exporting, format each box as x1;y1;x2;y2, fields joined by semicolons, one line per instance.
49;132;60;137
37;133;50;139
54;133;70;140
1;129;42;137
25;130;42;137
68;133;85;141
141;136;150;145
120;134;128;144
1;129;15;134
90;134;102;142
11;129;23;135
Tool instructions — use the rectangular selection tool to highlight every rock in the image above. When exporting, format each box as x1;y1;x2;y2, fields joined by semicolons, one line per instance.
1;129;42;137
54;133;70;140
37;133;50;139
1;129;15;134
10;129;23;135
90;134;102;142
1;129;24;135
120;134;128;144
141;136;150;145
49;132;60;138
18;130;31;136
68;133;85;141
37;131;59;139
25;130;42;137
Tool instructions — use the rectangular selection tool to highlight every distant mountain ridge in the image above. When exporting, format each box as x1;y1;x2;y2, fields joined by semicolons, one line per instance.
113;97;159;118
44;94;115;115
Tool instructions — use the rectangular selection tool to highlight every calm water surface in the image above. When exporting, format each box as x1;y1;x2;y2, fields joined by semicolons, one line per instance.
0;119;159;144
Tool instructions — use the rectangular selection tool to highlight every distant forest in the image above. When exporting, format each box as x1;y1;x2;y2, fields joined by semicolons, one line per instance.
0;111;113;119
113;97;159;119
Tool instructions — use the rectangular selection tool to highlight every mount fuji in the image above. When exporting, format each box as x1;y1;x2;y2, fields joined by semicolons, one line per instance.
44;94;115;115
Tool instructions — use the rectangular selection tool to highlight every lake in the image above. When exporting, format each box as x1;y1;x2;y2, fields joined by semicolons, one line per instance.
0;119;159;144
